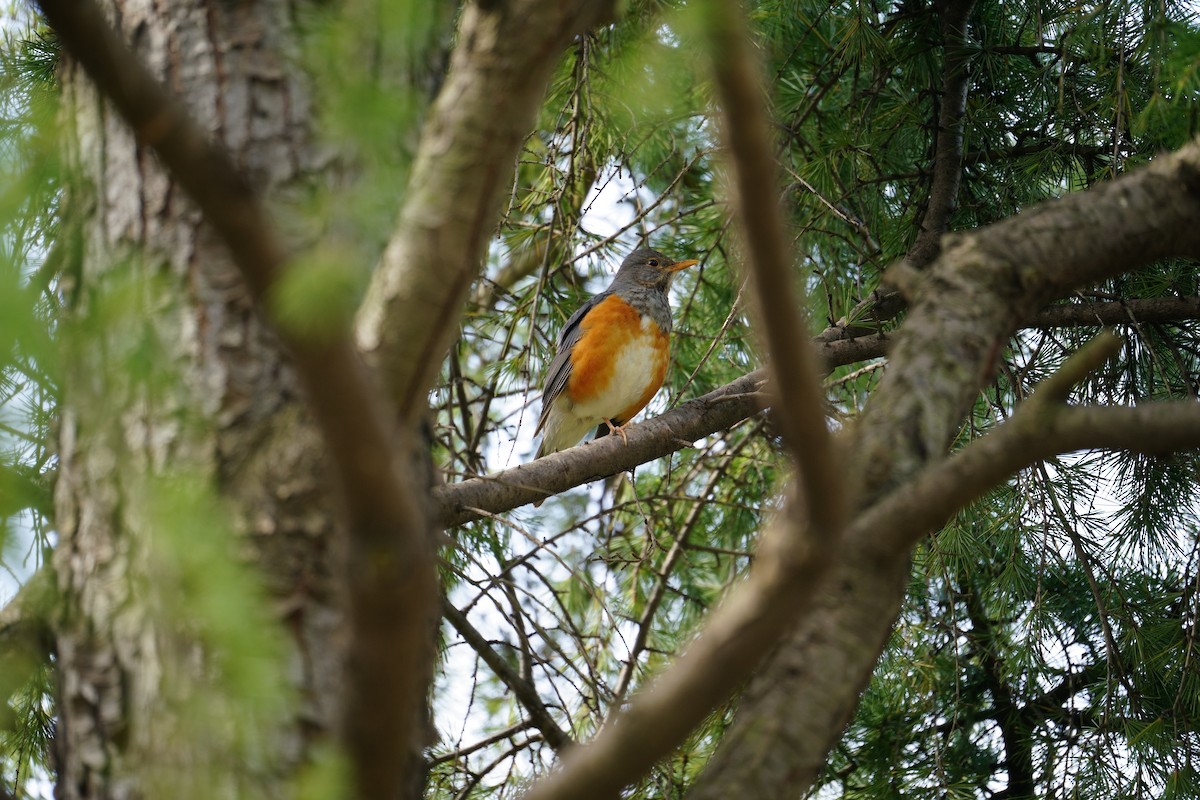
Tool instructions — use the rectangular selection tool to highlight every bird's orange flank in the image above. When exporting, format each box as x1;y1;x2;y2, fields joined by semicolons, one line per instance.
566;294;670;423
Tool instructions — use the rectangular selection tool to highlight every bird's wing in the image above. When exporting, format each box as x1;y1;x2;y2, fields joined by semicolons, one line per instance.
536;291;610;435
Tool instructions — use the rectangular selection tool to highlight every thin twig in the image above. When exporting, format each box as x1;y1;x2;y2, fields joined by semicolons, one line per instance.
442;598;574;752
428;720;535;767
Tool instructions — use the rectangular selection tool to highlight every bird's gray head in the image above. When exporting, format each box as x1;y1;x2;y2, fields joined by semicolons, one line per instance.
610;248;700;293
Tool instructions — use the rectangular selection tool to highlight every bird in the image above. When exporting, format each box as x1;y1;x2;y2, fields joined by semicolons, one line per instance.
535;248;699;462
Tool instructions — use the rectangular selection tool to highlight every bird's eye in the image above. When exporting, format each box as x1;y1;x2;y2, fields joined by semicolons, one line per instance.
648;259;659;267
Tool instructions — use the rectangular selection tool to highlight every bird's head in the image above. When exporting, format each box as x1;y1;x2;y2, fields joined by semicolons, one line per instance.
611;248;700;293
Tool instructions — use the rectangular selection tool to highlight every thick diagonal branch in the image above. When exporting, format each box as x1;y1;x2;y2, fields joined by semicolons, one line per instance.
857;138;1200;494
356;0;616;422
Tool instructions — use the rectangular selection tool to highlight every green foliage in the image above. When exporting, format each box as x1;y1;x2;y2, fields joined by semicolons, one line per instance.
295;0;454;307
294;745;353;800
0;17;61;796
133;472;294;799
2;0;1200;797
429;0;1200;797
270;245;367;342
0;666;53;798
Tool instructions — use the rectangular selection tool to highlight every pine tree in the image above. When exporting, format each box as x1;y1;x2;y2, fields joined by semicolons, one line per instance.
2;1;1200;798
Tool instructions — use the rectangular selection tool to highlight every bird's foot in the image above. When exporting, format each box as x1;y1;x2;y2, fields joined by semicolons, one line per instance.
602;418;630;445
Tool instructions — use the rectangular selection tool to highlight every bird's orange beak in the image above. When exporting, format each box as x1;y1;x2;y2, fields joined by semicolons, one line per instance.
668;259;700;272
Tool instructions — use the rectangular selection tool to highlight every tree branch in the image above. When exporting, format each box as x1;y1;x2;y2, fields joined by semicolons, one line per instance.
610;458;737;709
429;720;536;767
693;133;1200;796
964;137;1105;167
1018;661;1108;729
437;333;891;525
442;599;574;752
519;327;1200;800
1035;330;1124;402
963;588;1036;798
822;273;1200;344
849;400;1200;563
907;0;977;270
856;137;1200;498
439;368;764;522
987;43;1063;59
704;0;846;537
958;144;1200;303
355;0;616;423
1033;296;1200;328
35;2;438;797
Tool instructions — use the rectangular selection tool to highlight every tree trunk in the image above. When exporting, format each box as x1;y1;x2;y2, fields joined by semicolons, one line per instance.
53;2;339;796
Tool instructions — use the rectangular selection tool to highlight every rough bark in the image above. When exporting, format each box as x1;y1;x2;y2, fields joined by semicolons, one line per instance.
52;2;339;797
